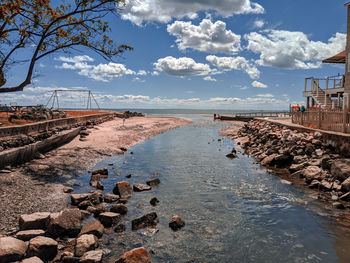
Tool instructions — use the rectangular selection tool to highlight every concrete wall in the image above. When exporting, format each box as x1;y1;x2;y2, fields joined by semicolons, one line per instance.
0;112;115;137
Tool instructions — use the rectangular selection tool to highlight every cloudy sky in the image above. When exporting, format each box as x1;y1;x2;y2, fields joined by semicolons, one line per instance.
1;0;348;110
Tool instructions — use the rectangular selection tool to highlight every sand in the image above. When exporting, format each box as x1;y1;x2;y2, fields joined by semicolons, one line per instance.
0;116;192;234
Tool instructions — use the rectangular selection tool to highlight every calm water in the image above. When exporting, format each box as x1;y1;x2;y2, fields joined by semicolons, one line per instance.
74;116;350;263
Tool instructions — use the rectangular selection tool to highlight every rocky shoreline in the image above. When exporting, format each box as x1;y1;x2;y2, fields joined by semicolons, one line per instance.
221;119;350;214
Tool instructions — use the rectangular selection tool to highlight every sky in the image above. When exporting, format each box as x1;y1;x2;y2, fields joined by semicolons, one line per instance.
0;0;348;110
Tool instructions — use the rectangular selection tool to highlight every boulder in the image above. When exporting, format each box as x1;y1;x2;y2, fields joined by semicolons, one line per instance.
0;237;27;263
91;168;108;176
302;166;322;183
21;256;44;263
131;212;158;230
115;247;152;263
113;181;132;198
332;202;345;209
15;230;45;241
19;212;50;230
341;177;350;192
71;193;91;206
47;209;82;238
79;220;104;239
75;234;98;257
339;192;350;201
80;250;103;263
225;152;237;159
146;178;160;186
169;215;185;231
114;224;126;233
309;180;320;189
261;154;278;166
320;180;332;191
103;193;120;203
331;159;350;181
150;197;159;206
63;187;74;193
87;203;108;217
133;184;151;192
110;204;128;215
28;236;58;261
78;200;93;210
89;191;103;205
98;212;121;227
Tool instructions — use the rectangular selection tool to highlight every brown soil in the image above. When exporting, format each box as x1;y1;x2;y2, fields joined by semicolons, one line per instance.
0;116;192;235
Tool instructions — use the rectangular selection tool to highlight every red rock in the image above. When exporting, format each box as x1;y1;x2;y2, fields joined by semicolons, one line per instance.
115;247;152;263
0;237;27;262
169;215;185;231
19;212;50;230
28;236;58;261
113;181;132;198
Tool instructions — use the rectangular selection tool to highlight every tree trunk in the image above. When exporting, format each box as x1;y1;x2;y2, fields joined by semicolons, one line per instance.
0;69;6;87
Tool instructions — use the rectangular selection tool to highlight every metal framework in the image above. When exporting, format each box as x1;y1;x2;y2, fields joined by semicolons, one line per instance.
46;89;100;109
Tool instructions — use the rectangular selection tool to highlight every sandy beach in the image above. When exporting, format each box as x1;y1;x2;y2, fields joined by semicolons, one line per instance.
0;116;192;235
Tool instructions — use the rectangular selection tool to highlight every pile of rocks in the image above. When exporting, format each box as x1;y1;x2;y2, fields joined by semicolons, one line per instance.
234;120;350;208
9;105;67;122
122;111;144;118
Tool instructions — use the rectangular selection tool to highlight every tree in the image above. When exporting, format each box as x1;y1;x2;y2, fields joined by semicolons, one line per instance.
0;0;133;93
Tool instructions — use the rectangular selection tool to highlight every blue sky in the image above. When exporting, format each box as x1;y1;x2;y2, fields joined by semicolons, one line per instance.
1;0;348;110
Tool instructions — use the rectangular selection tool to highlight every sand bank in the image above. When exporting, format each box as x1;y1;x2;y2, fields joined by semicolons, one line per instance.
0;116;192;234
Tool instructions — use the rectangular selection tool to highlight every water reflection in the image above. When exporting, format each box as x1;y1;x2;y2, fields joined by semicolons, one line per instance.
75;117;350;262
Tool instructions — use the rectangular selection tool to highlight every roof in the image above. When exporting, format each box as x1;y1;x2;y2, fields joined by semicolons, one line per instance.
322;50;346;64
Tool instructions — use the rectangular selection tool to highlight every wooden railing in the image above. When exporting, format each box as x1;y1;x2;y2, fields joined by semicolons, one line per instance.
304;75;344;93
292;109;350;133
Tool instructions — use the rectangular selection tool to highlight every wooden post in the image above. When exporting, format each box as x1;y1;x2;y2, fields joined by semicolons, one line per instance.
311;77;314;93
304;78;308;92
318;107;322;129
326;77;329;90
343;107;347;133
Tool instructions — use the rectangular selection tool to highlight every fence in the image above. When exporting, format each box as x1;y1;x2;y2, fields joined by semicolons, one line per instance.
292;109;350;133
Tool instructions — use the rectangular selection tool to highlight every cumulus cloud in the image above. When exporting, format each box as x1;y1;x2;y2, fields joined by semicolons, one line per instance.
154;56;214;76
252;80;267;88
167;19;241;54
245;30;346;69
119;0;264;25
253;19;265;29
206;55;260;79
203;76;217;82
56;55;139;81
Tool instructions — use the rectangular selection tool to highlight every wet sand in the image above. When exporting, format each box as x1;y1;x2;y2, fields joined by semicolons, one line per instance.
0;116;192;234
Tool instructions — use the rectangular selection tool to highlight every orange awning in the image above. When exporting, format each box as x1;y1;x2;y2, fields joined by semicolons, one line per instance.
322;50;346;64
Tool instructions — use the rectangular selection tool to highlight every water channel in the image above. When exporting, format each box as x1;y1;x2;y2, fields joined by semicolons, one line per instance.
74;116;350;263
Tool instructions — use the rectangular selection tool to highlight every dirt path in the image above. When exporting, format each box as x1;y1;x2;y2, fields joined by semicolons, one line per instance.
0;116;192;234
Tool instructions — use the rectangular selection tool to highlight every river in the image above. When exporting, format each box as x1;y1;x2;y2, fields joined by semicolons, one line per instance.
74;116;350;263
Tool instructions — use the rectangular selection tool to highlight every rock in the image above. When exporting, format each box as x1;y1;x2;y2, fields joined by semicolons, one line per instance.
98;212;121;227
150;197;159;206
64;187;74;193
133;184;152;192
126;174;132;178
28;236;58;261
114;224;126;233
115;247;152;263
280;179;292;185
79;220;104;239
89;191;103;205
331;159;350;181
0;237;27;263
113;181;132;198
332;202;345;209
103;193;120;203
309;180;320;189
132;212;158;230
225;152;237;159
75;234;99;257
21;256;44;263
331;195;339;201
110;204;128;215
119;147;127;152
87;203;108;217
15;230;45;241
289;163;305;173
320;180;332;191
80;250;103;263
146;178;160;186
302;166;322;183
47;209;82;238
341;177;350;192
261;154;278;166
91;168;108;176
78;200;93;210
333;181;342;191
169;215;185;231
71;193;91;206
19;212;50;230
339;192;350;201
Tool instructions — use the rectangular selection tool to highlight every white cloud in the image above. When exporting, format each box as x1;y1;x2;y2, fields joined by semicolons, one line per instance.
253;19;265;29
133;77;146;82
252;80;267;88
119;0;264;25
56;55;139;81
203;76;217;82
257;93;273;98
245;30;346;69
240;86;249;90
151;71;160;76
206;55;260;79
154;56;214;76
167;19;241;54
